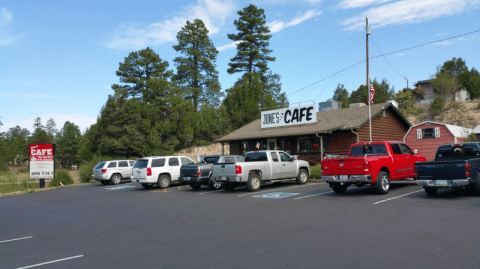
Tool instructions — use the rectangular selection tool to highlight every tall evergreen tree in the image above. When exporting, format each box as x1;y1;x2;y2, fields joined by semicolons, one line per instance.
56;121;82;169
227;4;275;77
173;19;222;110
112;47;172;102
332;83;350;108
349;78;395;104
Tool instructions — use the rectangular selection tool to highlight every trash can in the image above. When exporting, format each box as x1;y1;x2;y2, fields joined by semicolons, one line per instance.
39;178;45;188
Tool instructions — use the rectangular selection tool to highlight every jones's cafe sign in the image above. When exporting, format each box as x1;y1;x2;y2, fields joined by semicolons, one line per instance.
261;104;316;128
29;144;55;179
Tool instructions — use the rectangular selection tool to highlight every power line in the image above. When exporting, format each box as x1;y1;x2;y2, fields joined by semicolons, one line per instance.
371;37;404;80
287;29;480;97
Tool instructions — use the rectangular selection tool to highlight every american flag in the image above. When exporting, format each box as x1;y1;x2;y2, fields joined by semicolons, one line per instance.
256;142;260;149
369;84;375;104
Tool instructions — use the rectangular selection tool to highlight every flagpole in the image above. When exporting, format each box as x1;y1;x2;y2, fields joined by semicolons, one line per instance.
366;17;372;142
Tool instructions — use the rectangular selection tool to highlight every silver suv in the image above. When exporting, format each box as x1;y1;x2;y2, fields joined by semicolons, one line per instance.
131;156;195;189
92;160;135;185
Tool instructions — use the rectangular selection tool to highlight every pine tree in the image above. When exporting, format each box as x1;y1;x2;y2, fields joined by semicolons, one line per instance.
332;83;350;108
56;121;82;169
173;19;222;110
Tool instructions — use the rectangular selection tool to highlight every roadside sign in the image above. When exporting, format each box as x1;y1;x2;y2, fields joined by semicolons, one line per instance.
254;192;299;199
29;144;55;179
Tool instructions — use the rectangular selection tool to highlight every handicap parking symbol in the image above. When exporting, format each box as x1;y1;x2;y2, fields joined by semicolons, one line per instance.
254;192;299;199
106;185;135;190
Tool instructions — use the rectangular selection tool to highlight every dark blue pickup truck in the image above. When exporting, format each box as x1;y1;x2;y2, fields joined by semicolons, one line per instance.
415;142;480;196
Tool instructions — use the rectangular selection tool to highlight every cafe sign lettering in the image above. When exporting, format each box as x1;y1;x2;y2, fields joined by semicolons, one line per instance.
261;104;316;128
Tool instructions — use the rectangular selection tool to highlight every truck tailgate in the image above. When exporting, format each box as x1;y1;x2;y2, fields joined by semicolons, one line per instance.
416;161;467;180
322;157;365;175
212;163;237;177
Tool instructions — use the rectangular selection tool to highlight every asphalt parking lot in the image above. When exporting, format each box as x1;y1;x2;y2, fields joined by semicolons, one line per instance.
1;180;480;269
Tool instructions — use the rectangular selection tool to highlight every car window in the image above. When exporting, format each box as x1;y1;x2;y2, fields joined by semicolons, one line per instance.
245;152;268;162
390;144;403;155
119;161;128;167
94;161;106;169
204;156;220;163
152;158;165;167
349;144;388;156
223;157;235;163
107;162;117;168
278;152;291;162
134;159;148;168
271;152;279;162
235;156;245;162
399;144;413;154
129;161;135;166
169;157;180;166
436;144;480;159
181;157;195;165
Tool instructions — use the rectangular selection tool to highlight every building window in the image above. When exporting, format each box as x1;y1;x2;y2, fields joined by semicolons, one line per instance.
297;137;320;153
417;127;440;139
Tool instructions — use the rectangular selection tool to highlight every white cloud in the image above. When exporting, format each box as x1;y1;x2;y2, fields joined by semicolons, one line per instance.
338;0;393;9
259;0;323;3
217;41;241;52
342;0;480;31
396;53;405;57
0;8;15;46
1;114;98;134
104;0;236;50
268;9;322;33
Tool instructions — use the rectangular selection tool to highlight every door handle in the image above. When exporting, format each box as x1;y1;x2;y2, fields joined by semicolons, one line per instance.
395;158;399;160
282;164;286;166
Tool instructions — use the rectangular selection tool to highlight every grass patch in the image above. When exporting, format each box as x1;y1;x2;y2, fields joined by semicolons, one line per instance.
18;167;29;173
309;164;322;179
0;172;39;195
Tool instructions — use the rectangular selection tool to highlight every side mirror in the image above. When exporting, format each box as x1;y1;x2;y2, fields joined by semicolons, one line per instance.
413;149;418;154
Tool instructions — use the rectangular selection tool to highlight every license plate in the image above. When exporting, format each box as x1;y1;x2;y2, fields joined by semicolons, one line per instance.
339;175;348;180
222;177;227;180
185;177;190;181
437;180;448;186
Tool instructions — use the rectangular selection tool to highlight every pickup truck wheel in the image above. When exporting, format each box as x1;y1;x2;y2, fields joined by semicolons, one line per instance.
190;184;201;190
332;184;347;194
158;175;171;189
424;187;438;196
224;184;235;191
141;183;154;189
296;169;308;184
209;180;223;190
100;180;110;185
110;174;122;185
375;171;390;195
247;174;261;192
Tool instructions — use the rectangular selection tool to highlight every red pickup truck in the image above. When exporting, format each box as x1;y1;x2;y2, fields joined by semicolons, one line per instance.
321;141;426;194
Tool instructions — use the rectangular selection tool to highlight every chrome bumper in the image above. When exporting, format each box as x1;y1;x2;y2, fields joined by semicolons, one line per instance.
322;175;373;183
416;179;471;187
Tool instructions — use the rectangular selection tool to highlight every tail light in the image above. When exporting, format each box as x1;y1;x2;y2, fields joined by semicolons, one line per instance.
147;168;152;176
465;163;471;178
296;156;299;160
363;160;370;172
101;169;107;174
197;169;201;176
235;165;242;174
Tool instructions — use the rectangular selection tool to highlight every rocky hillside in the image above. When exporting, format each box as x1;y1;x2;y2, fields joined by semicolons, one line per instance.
407;100;480;129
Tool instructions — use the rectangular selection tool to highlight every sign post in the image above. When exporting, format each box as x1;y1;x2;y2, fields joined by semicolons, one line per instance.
29;144;55;189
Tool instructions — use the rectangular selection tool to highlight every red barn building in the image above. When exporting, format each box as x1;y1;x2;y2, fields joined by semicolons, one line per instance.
403;121;472;161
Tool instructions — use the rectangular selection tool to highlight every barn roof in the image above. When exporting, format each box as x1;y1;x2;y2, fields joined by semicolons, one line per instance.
404;121;472;141
216;102;410;142
473;125;480;134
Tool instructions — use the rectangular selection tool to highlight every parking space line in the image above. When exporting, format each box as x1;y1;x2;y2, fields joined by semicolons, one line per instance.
0;236;32;244
294;191;334;200
373;190;424;205
238;183;322;197
16;255;83;269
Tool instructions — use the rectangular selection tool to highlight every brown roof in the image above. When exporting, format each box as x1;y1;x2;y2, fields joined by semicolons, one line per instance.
215;102;410;142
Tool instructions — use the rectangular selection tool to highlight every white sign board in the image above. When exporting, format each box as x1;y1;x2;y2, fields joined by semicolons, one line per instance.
29;144;55;179
261;104;317;128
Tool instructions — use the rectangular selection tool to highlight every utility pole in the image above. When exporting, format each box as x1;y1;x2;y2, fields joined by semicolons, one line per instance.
404;76;409;89
366;17;372;142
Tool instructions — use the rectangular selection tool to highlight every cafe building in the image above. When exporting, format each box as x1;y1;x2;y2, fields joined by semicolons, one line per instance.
216;102;411;165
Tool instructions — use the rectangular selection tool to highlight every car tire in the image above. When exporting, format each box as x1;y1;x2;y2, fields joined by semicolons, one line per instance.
110;174;122;185
473;181;480;196
100;180;110;185
296;169;308;184
158;174;171;189
209;180;223;190
190;183;201;190
424;187;438;196
375;171;390;195
332;183;347;194
141;183;154;189
246;173;261;192
224;184;235;191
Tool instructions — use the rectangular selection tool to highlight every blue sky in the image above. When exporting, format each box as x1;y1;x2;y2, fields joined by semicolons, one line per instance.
1;0;479;133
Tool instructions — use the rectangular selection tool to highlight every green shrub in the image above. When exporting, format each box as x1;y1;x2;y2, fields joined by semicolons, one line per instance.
18;167;28;173
430;97;445;115
50;169;74;187
79;156;106;183
309;164;322;179
448;101;465;110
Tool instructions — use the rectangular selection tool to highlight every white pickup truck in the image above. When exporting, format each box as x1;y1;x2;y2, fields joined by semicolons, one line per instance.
212;150;310;191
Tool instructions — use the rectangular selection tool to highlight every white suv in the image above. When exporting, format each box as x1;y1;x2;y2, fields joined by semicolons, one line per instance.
131;156;195;189
92;160;136;185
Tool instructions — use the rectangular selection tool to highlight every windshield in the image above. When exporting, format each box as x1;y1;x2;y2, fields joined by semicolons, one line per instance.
436;144;480;159
133;159;149;168
350;144;387;157
94;161;106;169
204;157;220;163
